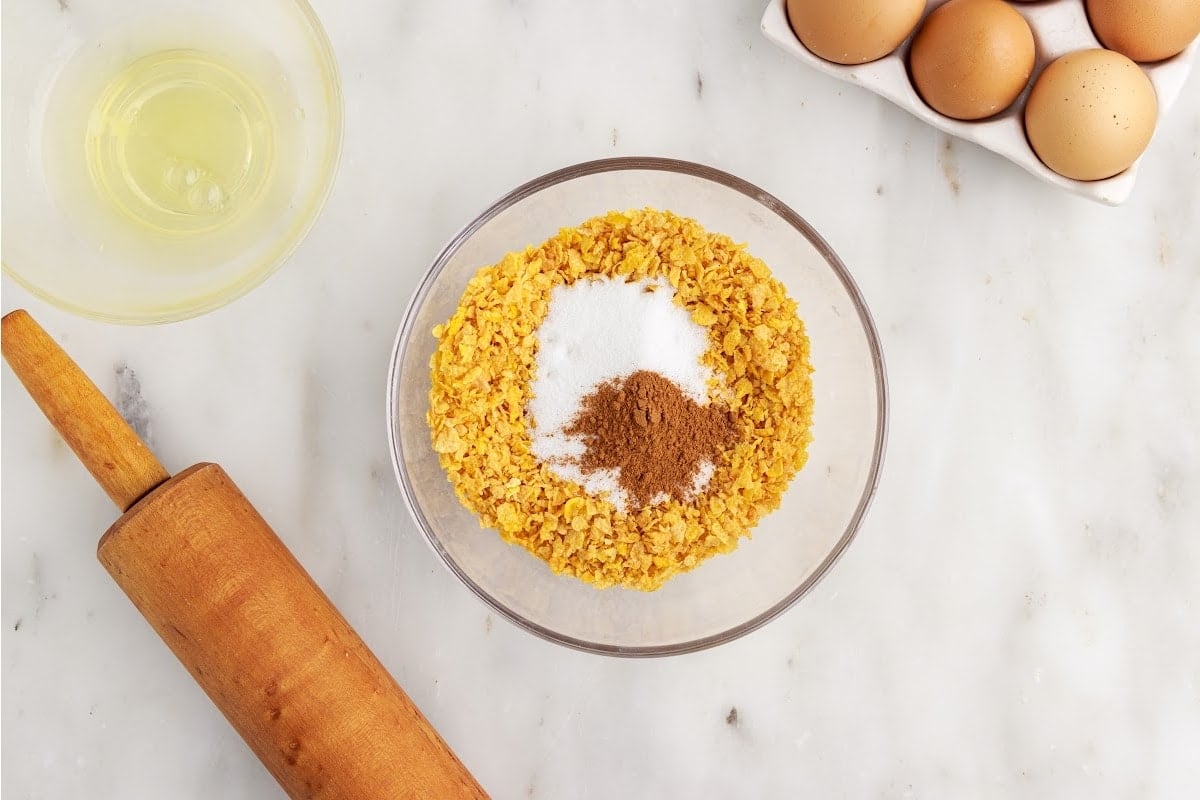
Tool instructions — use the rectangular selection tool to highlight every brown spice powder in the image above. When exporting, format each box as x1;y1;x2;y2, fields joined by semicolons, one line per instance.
565;370;739;509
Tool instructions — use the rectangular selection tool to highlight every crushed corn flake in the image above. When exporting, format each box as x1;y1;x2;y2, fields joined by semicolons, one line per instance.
428;208;814;591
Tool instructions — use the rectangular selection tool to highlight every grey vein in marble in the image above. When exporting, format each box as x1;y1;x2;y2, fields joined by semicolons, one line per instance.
114;362;153;447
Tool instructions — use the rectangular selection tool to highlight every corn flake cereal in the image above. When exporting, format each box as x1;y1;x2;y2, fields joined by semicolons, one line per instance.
428;209;813;591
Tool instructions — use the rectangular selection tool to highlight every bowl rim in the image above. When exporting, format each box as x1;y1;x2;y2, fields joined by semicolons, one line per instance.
0;0;344;325
387;156;889;657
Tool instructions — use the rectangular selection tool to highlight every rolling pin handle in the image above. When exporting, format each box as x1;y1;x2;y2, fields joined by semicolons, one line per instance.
1;309;170;511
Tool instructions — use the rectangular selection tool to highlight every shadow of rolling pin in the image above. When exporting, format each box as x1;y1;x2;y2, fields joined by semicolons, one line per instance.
1;309;489;800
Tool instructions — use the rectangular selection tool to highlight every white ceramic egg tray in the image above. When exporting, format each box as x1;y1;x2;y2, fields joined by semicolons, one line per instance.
761;0;1197;205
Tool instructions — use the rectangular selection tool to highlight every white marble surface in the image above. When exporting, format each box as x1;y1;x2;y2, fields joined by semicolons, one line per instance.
3;1;1199;797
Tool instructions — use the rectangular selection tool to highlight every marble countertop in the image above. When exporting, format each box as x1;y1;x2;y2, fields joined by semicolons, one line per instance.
3;1;1199;797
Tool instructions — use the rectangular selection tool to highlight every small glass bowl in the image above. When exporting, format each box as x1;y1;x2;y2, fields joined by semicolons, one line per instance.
388;158;887;656
1;0;342;323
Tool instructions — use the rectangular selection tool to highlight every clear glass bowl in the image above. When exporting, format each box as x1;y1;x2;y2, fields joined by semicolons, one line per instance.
1;0;342;323
388;158;887;656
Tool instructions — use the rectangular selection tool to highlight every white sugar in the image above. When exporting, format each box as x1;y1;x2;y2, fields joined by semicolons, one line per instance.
528;276;716;510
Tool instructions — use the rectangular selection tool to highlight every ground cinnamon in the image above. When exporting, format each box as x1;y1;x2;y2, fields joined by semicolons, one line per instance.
565;370;738;509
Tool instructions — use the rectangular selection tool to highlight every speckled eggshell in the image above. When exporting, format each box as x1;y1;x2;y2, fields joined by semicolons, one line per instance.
1024;48;1159;181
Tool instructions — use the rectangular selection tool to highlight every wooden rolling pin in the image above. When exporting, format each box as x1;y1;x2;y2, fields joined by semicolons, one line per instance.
1;309;488;800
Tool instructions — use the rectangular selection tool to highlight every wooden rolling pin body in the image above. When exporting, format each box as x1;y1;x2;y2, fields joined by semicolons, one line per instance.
2;310;487;800
99;463;485;799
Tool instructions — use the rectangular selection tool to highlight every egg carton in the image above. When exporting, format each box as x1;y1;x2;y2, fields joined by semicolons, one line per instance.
761;0;1197;205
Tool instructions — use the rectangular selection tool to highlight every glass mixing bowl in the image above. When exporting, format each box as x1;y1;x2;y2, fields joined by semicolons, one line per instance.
388;158;887;656
1;0;342;323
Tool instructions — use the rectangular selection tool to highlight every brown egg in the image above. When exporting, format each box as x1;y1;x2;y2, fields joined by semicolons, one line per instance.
909;0;1036;121
786;0;925;65
1086;0;1200;62
1024;49;1158;181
